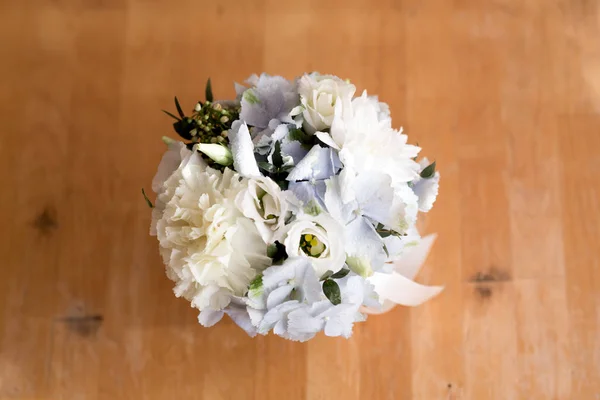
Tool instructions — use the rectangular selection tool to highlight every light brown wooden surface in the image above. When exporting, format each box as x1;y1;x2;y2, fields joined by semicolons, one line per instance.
1;0;599;399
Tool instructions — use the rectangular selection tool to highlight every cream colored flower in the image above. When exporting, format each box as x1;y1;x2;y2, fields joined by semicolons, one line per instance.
280;214;345;277
153;151;271;320
235;176;291;243
295;73;356;134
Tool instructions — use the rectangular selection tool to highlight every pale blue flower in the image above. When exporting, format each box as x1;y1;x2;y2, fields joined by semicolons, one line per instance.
411;157;440;212
239;74;299;129
246;258;376;342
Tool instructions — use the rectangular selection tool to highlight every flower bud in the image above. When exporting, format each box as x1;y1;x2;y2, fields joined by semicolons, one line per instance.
196;143;233;166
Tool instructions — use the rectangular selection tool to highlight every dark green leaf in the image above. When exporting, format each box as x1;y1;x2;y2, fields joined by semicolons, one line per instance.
323;279;341;305
420;161;436;179
288;128;312;144
267;241;288;264
162;109;181;121
272;141;283;168
275;179;289;191
141;188;154;208
205;78;213;102
382;244;389;257
174;96;185;118
258;162;276;173
375;223;403;238
331;268;350;279
173;118;194;140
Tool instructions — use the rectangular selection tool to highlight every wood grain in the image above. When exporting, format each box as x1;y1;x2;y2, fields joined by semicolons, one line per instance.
1;0;599;398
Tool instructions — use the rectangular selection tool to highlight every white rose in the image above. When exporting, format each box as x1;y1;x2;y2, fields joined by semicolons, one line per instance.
280;214;345;277
235;176;291;243
296;73;356;134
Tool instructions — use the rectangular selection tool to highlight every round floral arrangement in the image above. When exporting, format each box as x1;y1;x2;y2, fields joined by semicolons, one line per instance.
145;73;442;341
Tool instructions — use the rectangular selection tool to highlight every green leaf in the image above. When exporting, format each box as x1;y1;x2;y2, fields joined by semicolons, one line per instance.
375;223;403;238
331;268;350;279
205;78;213;102
249;275;263;292
272;141;283;168
420;161;436;179
258;162;276;173
288;128;312;144
248;274;263;298
323;279;341;305
162;109;181;121
174;96;185;118
276;179;289;190
267;241;288;264
173;117;194;140
141;188;154;208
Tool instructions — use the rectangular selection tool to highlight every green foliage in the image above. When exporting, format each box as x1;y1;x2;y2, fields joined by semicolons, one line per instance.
375;223;404;238
267;241;288;264
141;188;154;208
420;161;436;179
331;268;350;279
323;279;341;305
205;78;213;102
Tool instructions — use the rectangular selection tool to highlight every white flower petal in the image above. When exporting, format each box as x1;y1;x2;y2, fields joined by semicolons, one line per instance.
267;285;294;309
225;306;257;337
228;120;261;178
198;308;224;327
368;271;443;307
287;307;324;336
392;234;437;280
286;146;340;182
315;131;340;150
152;141;189;193
412;172;440;212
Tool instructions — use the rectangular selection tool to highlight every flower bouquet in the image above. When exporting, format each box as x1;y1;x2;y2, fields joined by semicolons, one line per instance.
146;73;442;342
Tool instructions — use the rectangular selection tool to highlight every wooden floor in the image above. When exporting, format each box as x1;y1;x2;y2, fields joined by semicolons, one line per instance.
1;0;599;398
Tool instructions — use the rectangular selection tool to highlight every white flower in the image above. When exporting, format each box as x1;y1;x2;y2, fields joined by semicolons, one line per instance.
316;91;421;186
150;141;192;236
228;120;261;178
323;169;389;276
235;176;291;243
411;158;440;212
196;143;233;166
152;152;271;325
295;73;356;134
280;214;345;277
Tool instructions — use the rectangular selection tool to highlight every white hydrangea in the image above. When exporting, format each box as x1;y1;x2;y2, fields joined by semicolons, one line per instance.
152;148;271;326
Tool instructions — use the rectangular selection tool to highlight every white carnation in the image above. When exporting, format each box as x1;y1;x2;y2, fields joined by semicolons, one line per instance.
295;73;356;134
152;151;271;324
317;91;421;186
